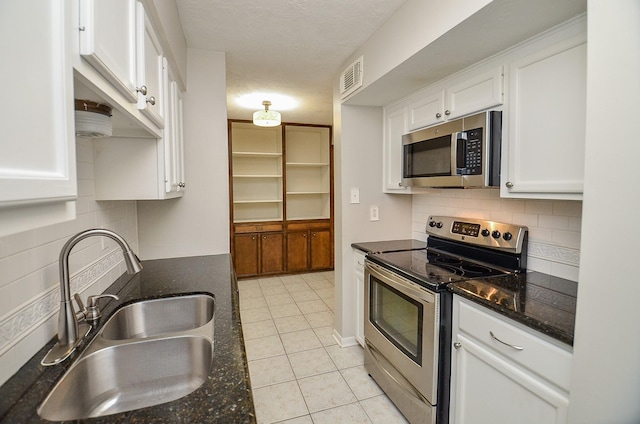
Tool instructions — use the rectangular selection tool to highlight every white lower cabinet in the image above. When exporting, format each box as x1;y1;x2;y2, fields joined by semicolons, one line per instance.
353;249;366;346
450;296;572;424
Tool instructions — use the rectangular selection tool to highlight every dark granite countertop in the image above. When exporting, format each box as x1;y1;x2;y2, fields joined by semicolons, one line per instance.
449;271;577;346
0;254;256;423
351;239;426;253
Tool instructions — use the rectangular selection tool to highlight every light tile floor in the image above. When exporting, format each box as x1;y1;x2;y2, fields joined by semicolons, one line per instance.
239;271;409;424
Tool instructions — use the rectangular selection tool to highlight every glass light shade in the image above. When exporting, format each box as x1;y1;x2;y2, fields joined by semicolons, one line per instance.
253;109;281;127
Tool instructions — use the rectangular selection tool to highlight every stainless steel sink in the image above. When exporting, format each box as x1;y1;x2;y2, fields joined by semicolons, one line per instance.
37;336;213;421
101;294;215;340
37;294;215;421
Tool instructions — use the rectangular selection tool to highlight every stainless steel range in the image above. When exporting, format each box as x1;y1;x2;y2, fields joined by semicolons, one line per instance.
364;216;528;424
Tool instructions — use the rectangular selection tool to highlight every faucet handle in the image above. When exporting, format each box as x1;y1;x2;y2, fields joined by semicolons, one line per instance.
86;294;119;320
73;293;87;320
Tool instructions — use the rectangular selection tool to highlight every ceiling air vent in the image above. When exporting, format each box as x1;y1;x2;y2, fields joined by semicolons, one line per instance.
340;56;363;99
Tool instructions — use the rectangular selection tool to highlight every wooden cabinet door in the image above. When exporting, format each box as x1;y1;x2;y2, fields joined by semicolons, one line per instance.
234;234;259;277
260;233;284;274
286;231;309;272
310;229;331;270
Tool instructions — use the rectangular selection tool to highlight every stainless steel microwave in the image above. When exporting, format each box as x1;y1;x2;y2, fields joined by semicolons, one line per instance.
401;111;502;188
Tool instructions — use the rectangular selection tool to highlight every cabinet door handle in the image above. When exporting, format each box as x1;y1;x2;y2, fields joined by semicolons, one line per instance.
435;112;442;119
263;236;267;240
137;85;147;95
302;233;306;237
453;342;461;349
146;96;156;106
444;109;451;116
489;331;524;351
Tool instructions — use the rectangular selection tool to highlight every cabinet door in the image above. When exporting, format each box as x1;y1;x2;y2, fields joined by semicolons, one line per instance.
260;233;285;274
78;0;138;102
503;35;586;199
0;0;76;226
310;229;332;270
451;334;569;424
286;231;309;272
407;91;444;131
445;66;503;120
382;104;410;193
353;250;366;347
234;234;259;277
137;6;165;128
164;79;185;195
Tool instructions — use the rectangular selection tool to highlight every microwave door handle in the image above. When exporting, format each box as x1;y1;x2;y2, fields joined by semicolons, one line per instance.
454;131;467;175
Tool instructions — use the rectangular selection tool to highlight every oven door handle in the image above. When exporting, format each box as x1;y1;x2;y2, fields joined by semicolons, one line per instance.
365;262;436;304
366;340;430;405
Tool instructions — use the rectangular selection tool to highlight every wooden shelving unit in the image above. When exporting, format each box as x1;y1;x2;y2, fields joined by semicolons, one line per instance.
228;121;333;278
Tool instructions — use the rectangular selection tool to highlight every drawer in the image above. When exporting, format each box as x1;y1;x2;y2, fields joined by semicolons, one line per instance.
456;296;573;392
234;223;283;233
286;221;330;231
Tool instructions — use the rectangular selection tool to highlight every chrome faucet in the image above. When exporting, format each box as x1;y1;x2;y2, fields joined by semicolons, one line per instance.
41;229;143;366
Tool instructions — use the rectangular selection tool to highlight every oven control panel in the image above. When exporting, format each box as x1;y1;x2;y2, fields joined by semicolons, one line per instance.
426;215;527;253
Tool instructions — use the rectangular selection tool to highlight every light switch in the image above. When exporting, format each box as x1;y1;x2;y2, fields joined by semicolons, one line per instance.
350;187;360;204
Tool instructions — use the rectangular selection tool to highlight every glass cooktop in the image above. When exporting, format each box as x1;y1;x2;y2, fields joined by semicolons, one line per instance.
367;248;511;291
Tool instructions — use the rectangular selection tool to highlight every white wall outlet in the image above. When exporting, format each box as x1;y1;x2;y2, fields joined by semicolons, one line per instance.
350;187;360;204
370;205;379;221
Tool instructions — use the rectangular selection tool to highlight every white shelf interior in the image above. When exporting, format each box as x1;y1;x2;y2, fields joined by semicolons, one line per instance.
285;126;330;163
286;193;330;220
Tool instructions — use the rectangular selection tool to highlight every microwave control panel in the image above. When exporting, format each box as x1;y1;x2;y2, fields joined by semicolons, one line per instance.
458;128;483;175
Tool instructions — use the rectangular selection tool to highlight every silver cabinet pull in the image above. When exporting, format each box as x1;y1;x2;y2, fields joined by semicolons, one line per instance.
444;110;451;116
435;112;442;119
505;181;514;188
137;85;147;95
489;331;524;351
453;342;461;349
146;96;156;106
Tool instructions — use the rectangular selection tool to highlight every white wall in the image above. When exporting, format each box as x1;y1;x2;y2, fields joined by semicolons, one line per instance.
568;1;640;422
334;104;413;344
137;49;230;259
0;138;138;386
413;190;582;281
346;0;491;89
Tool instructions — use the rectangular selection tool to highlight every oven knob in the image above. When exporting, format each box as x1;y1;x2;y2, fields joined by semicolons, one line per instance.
491;230;501;239
503;232;513;241
481;229;490;237
436;221;443;229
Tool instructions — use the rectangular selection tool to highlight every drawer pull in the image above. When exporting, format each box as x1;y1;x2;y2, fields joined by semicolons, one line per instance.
490;331;524;351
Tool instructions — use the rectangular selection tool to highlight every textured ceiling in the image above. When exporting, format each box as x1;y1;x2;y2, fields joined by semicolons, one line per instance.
175;0;407;125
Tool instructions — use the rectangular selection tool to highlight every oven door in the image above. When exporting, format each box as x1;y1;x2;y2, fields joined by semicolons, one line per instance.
364;260;440;419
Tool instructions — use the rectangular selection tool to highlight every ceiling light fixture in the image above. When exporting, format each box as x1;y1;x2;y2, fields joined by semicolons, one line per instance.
253;101;281;127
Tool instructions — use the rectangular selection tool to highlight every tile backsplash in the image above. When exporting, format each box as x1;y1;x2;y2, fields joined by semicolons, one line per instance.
412;188;581;281
0;138;138;386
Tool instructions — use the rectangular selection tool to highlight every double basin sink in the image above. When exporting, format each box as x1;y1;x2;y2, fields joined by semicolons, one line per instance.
38;294;215;422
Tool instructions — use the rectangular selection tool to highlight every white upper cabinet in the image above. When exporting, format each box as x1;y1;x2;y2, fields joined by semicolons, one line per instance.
383;103;410;193
407;66;503;131
0;0;76;236
502;22;586;200
78;0;139;103
137;5;165;128
165;77;186;195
